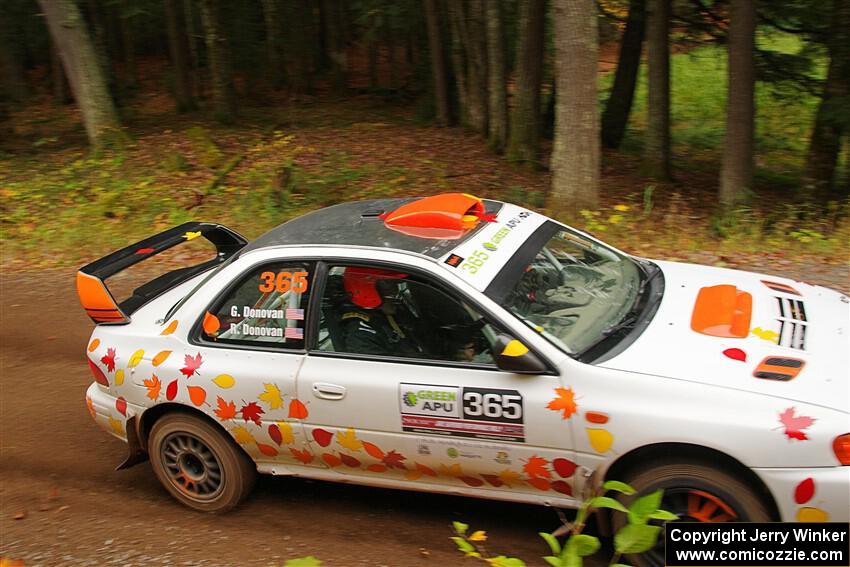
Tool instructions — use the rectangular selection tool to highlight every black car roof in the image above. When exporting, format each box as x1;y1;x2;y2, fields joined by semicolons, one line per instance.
241;198;503;259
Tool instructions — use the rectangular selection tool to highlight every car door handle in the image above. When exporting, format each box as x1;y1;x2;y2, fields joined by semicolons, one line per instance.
312;382;346;400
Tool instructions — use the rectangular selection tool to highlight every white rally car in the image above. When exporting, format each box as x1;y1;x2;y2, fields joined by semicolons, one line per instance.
79;194;849;533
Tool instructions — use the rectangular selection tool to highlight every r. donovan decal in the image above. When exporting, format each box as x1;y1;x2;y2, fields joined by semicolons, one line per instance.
400;383;525;442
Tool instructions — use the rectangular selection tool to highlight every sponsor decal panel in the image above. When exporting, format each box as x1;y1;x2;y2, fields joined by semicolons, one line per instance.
400;383;525;442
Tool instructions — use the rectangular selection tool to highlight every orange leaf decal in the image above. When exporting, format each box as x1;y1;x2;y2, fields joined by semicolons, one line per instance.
416;462;437;477
187;386;207;406
778;407;815;441
363;441;385;460
214;396;237;420
180;352;203;377
288;398;309;419
203;311;220;336
151;350;172;366
257;443;279;457
439;463;463;478
322;453;342;467
143;374;162;401
86;396;96;419
527;477;551;491
546;387;577;419
405;469;423;481
497;469;522;487
100;348;117;372
290;447;314;464
160;320;178;335
367;464;387;473
523;455;551;479
88;338;100;352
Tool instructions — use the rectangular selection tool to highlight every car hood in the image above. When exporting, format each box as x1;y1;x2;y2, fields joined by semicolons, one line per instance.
601;260;850;412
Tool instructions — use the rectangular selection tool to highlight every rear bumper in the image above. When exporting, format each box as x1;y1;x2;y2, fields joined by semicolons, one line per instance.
754;466;850;522
86;382;129;443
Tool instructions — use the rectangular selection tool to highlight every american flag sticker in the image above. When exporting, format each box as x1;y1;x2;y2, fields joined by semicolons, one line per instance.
285;308;305;320
284;327;304;340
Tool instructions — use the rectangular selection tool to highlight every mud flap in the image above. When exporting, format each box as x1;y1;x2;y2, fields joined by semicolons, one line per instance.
116;416;148;470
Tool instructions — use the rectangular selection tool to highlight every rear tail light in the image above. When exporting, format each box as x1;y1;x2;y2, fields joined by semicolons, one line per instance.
834;434;850;465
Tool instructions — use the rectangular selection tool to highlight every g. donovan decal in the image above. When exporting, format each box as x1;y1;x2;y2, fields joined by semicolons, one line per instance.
399;383;525;442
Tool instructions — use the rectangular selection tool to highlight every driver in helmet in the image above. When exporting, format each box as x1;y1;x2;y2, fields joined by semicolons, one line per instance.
339;267;425;357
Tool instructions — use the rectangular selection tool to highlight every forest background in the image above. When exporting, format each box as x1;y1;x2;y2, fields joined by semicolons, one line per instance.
0;0;848;281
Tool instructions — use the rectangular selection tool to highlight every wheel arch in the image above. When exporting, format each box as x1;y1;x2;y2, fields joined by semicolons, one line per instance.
602;442;780;520
138;403;253;462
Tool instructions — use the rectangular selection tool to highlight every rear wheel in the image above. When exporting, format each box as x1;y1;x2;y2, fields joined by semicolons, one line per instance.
148;413;256;512
612;460;771;567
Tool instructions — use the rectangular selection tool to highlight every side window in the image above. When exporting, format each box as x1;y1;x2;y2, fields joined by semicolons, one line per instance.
317;265;501;364
201;262;313;349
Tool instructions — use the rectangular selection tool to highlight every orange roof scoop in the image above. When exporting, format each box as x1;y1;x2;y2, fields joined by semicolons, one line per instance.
382;193;495;239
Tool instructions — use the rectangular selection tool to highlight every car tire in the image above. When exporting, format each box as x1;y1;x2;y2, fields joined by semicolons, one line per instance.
611;460;771;567
148;413;257;513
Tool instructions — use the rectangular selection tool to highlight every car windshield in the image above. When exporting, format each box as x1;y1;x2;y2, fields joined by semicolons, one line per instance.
497;225;642;355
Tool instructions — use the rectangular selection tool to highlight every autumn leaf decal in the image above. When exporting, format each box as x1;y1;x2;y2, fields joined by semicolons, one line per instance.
290;447;314;464
100;348;117;372
214;396;237;420
778;407;815;441
231;426;255;444
240;401;265;426
546;387;577;419
523;455;551;479
258;383;284;410
336;428;363;452
180;352;203;377
382;450;407;470
143;374;162;401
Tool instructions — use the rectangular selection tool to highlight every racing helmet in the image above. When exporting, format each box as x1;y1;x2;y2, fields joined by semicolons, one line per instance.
343;267;408;309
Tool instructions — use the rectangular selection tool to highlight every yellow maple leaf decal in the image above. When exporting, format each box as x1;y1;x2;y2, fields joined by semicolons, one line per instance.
276;421;294;444
498;468;522;487
258;383;284;409
231;426;255;444
439;463;463;478
750;327;780;343
336;427;363;452
183;230;202;240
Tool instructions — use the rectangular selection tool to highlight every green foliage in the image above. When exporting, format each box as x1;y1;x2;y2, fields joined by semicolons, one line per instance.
452;480;678;567
280;557;322;567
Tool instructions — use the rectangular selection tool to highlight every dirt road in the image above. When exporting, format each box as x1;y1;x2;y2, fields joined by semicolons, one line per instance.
1;257;846;566
0;272;587;567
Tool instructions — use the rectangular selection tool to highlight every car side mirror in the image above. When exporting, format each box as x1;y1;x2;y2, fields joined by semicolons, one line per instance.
493;334;548;374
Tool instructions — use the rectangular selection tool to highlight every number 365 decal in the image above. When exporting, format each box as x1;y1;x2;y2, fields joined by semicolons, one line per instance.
462;387;523;423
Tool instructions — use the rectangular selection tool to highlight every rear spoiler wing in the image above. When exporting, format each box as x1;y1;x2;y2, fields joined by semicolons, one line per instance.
77;222;247;324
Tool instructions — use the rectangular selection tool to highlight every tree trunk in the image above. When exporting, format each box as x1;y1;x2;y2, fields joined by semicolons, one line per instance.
424;0;450;126
486;0;507;152
601;0;646;149
448;4;469;123
450;1;488;133
643;0;670;179
199;0;236;123
803;0;850;200
50;40;72;104
184;0;203;99
0;4;28;104
322;0;347;93
165;0;196;112
38;0;123;147
550;0;599;211
507;0;545;164
718;0;756;206
262;0;286;89
119;0;138;90
86;0;116;100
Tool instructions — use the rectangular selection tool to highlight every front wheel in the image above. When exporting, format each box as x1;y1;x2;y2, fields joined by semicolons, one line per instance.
148;413;257;512
612;460;771;567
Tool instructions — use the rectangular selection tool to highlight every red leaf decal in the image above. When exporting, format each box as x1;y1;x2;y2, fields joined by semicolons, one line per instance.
367;464;387;473
553;458;577;478
100;348;117;372
268;424;283;445
288;398;309;419
166;379;178;401
115;397;127;416
794;478;815;504
322;453;342;467
180;352;203;377
778;407;815;441
257;443;278;457
339;453;361;468
523;455;551;479
722;348;747;362
526;477;551;491
312;428;333;447
551;480;573;496
240;401;265;426
481;474;504;487
382;450;407;470
87;358;109;386
459;476;484;487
